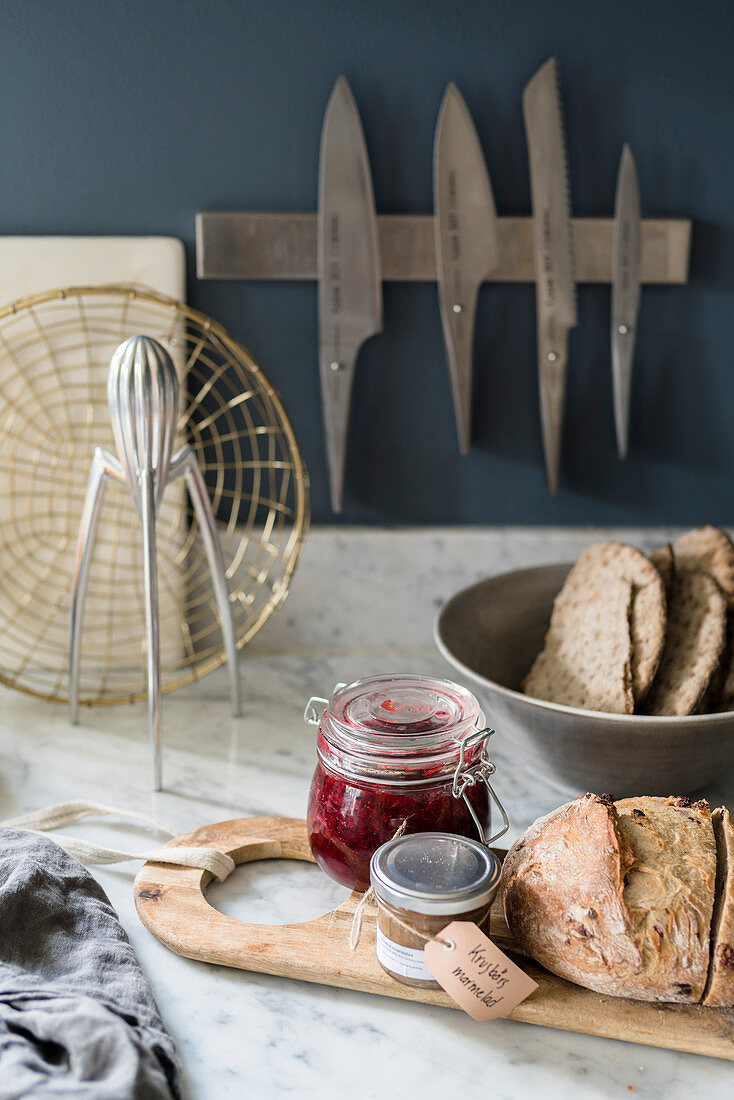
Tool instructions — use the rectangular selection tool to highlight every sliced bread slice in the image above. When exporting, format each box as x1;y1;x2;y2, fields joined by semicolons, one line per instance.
523;573;634;714
674;526;734;609
645;572;726;716
703;807;734;1006
562;542;666;703
615;796;716;1002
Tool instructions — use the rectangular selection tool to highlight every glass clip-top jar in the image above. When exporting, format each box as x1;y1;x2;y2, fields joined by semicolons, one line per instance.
304;674;509;891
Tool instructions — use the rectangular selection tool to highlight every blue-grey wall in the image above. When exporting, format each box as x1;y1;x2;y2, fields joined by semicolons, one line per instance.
3;0;733;524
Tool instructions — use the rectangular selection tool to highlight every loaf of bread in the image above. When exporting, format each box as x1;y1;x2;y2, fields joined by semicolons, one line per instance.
500;793;724;1005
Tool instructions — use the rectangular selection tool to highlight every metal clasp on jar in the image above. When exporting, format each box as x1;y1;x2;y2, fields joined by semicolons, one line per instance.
303;696;329;725
303;685;347;726
452;725;509;847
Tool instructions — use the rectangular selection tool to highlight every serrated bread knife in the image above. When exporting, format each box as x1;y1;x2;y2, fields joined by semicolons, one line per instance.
611;144;641;460
318;75;383;512
522;57;577;496
433;83;500;454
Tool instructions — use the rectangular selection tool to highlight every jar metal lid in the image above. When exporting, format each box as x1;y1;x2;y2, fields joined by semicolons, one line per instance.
370;832;501;915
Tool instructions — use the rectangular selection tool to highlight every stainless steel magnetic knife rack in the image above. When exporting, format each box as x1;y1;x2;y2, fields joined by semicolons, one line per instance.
196;213;691;284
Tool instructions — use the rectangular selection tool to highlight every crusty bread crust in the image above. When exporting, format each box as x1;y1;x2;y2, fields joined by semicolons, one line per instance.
501;794;641;994
704;807;734;1006
501;794;717;1004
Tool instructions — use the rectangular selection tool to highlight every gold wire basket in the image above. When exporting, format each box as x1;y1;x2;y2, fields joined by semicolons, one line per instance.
0;284;309;705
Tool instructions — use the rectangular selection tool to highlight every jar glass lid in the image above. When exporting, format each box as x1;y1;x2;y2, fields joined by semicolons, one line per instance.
370;832;501;915
329;674;481;743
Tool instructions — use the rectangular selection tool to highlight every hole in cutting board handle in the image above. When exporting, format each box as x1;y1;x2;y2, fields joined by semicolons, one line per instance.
206;858;350;926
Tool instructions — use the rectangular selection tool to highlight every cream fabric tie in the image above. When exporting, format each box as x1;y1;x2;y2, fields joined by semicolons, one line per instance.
1;800;235;882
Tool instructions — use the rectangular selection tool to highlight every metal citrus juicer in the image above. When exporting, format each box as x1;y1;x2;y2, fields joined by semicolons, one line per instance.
69;335;241;789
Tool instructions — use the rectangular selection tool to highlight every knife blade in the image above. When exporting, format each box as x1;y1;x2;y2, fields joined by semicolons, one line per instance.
433;83;500;455
522;56;577;496
611;144;641;460
318;75;382;513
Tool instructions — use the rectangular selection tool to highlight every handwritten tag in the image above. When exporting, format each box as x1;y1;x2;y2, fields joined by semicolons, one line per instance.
424;920;538;1022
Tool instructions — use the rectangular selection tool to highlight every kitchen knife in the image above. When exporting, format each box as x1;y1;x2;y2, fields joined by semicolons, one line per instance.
522;57;577;496
433;83;500;455
611;144;641;460
318;75;383;513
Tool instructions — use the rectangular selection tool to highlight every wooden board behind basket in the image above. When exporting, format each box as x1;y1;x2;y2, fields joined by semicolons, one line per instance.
133;816;734;1061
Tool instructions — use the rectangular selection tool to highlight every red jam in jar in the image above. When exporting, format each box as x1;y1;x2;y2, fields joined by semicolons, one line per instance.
305;674;505;891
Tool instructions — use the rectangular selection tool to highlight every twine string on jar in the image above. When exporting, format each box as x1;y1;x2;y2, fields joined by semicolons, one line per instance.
348;819;408;952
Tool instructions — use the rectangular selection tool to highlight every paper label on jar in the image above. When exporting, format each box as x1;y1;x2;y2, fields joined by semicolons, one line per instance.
424;921;538;1021
376;926;434;982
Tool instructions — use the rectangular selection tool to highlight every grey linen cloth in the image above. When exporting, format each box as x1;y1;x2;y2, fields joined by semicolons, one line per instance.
0;827;180;1099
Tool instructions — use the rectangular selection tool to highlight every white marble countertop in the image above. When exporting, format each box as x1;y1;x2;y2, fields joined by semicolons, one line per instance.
1;527;732;1099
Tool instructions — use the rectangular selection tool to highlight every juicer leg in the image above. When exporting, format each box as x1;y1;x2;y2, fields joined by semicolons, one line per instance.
141;466;163;791
178;447;241;718
69;448;117;724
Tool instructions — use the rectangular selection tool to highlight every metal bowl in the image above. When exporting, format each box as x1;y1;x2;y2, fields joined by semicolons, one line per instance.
434;562;734;797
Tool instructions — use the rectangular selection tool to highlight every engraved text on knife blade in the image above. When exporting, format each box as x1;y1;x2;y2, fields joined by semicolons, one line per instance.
541;208;556;308
447;169;464;318
619;219;632;294
328;211;342;361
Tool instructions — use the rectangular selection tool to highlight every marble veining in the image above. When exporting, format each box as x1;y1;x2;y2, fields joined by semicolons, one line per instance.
0;527;731;1098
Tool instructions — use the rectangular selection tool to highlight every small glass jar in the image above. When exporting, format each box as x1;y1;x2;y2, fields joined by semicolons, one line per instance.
304;674;508;891
371;831;502;988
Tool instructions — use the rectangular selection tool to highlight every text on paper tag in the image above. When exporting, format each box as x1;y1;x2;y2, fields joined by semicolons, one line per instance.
424;920;538;1022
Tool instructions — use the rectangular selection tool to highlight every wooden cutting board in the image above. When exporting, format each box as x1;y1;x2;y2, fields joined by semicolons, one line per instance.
133;816;734;1061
